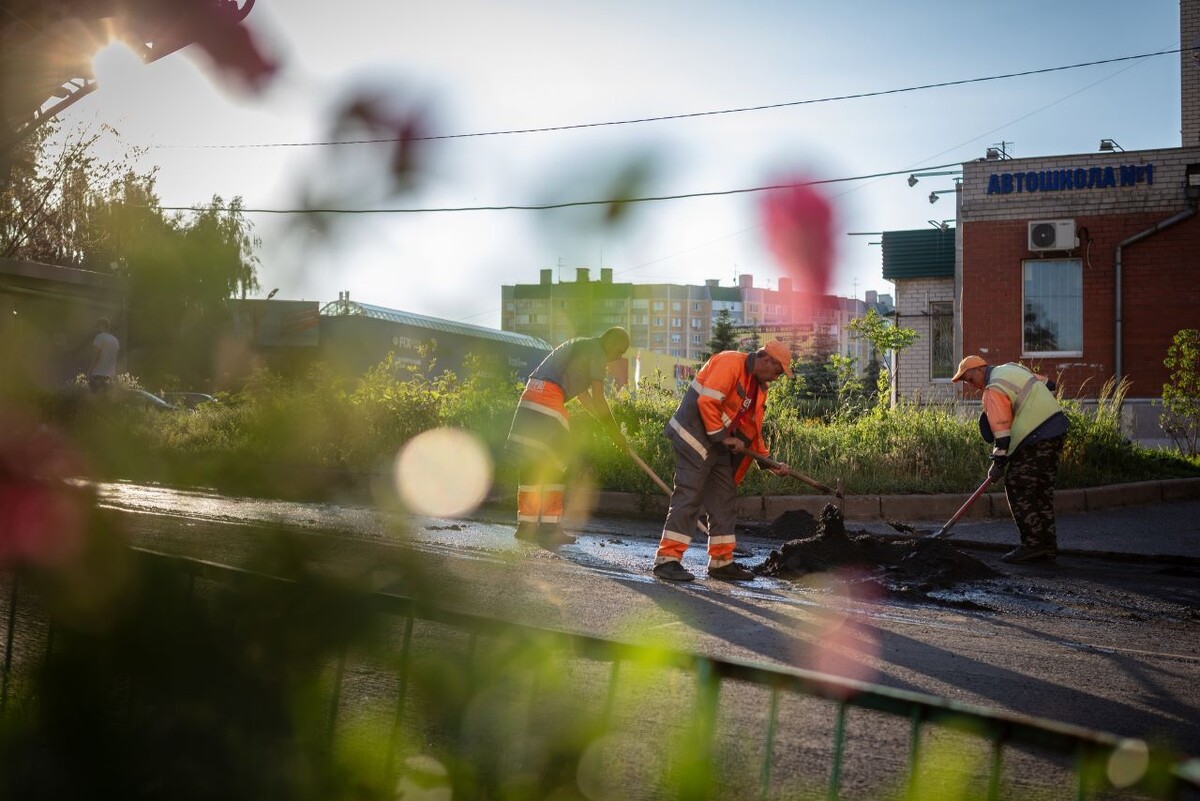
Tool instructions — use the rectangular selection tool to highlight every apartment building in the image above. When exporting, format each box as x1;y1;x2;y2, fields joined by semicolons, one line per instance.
501;268;893;370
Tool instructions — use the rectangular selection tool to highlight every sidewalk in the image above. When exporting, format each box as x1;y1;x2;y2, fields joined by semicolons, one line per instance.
580;476;1200;563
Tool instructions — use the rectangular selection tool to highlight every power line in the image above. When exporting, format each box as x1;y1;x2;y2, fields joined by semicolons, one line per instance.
149;47;1182;150
151;160;965;215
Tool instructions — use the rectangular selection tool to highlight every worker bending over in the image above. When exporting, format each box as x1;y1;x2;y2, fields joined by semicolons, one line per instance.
653;340;794;582
951;355;1069;564
506;327;630;547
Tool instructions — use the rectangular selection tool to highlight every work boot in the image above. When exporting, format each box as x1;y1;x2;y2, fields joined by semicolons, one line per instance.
708;562;756;581
652;560;695;582
537;524;576;547
1001;544;1057;564
515;522;539;542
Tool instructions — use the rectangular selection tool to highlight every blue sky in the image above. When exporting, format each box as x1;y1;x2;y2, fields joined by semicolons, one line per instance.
67;0;1183;328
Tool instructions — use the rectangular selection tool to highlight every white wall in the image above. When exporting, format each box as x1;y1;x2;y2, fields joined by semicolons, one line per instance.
894;276;958;403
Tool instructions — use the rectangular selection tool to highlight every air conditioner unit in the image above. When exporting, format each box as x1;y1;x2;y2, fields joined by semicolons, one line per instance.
1028;219;1076;251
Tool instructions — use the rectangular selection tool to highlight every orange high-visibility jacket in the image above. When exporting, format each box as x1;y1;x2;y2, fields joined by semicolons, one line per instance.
666;350;769;484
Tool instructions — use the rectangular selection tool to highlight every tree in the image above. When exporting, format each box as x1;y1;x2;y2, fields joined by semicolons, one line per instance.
848;309;919;406
744;324;761;353
703;308;738;359
0;122;260;386
794;327;839;400
1160;328;1200;456
0;121;137;266
96;181;260;384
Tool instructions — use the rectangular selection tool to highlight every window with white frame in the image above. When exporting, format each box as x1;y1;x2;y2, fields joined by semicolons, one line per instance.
671;301;681;311
671;317;682;328
930;301;954;379
1022;258;1082;356
690;318;702;329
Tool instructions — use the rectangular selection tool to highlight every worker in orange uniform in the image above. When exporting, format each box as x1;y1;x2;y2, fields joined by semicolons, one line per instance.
652;340;795;581
506;327;630;547
951;355;1069;564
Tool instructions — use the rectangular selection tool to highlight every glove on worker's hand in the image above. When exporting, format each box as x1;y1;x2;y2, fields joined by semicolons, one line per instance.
987;455;1007;481
988;436;1011;481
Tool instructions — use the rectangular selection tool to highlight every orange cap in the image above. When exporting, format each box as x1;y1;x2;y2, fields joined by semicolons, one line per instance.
762;339;794;377
951;355;988;382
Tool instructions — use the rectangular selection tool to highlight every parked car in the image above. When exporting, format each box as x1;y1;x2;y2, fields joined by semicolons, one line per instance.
120;388;177;412
161;392;217;409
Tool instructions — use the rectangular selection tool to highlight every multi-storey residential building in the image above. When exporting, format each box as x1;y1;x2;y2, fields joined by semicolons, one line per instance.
501;269;892;371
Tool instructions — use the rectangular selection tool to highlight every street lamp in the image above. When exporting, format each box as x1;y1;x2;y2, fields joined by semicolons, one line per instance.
906;170;961;187
928;189;956;204
1099;138;1124;152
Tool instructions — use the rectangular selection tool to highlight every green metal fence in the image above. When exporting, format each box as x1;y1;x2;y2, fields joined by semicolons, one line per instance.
3;548;1198;800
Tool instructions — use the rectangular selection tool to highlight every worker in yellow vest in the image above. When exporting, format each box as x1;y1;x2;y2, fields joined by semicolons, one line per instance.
951;355;1069;564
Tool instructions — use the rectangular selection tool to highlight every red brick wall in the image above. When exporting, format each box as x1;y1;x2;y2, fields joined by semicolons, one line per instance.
962;212;1200;399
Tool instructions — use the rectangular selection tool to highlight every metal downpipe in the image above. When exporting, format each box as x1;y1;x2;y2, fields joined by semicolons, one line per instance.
1114;205;1197;382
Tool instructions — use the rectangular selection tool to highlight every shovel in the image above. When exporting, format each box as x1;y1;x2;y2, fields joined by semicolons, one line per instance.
744;452;841;497
743;451;845;514
924;475;995;539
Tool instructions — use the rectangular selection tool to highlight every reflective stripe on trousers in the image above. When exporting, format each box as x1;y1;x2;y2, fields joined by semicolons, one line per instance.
508;380;571;525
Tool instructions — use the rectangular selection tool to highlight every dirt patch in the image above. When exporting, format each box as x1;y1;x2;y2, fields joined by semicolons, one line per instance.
754;504;999;595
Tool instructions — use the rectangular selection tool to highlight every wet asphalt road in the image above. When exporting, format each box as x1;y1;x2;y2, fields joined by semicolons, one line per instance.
97;481;1200;763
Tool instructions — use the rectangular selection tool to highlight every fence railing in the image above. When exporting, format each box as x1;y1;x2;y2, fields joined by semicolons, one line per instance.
3;548;1198;800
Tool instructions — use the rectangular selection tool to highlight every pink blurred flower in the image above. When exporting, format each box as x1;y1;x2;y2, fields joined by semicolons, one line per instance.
336;91;431;188
0;420;89;569
127;0;280;92
802;569;880;697
761;178;837;300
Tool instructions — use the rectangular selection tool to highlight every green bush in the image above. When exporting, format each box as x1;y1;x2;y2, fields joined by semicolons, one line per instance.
1161;329;1200;457
68;357;1200;502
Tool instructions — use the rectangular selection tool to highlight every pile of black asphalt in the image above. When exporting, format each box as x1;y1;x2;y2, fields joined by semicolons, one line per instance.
753;504;999;595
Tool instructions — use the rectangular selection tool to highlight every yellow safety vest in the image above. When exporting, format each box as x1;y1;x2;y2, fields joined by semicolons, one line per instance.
986;363;1061;452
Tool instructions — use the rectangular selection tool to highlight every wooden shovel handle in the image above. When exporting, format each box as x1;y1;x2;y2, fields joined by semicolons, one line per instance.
626;447;673;496
745;452;841;497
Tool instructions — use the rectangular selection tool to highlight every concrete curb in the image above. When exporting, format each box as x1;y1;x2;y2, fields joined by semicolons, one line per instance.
590;477;1200;523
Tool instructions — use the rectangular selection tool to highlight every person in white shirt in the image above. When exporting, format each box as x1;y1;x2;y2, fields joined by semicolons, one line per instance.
88;317;120;393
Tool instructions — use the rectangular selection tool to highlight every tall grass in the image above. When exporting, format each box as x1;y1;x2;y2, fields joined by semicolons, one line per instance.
65;361;1200;501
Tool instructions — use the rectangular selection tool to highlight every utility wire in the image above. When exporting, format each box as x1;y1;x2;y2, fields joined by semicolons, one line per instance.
152;160;966;215
150;47;1182;150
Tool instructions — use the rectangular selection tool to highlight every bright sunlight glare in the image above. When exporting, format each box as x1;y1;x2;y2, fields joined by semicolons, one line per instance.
91;41;143;89
393;427;493;518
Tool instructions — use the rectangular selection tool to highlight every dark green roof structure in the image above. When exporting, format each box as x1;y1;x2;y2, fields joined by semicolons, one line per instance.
881;228;955;280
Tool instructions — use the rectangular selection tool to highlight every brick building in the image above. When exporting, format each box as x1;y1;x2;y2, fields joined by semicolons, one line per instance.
888;0;1200;413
